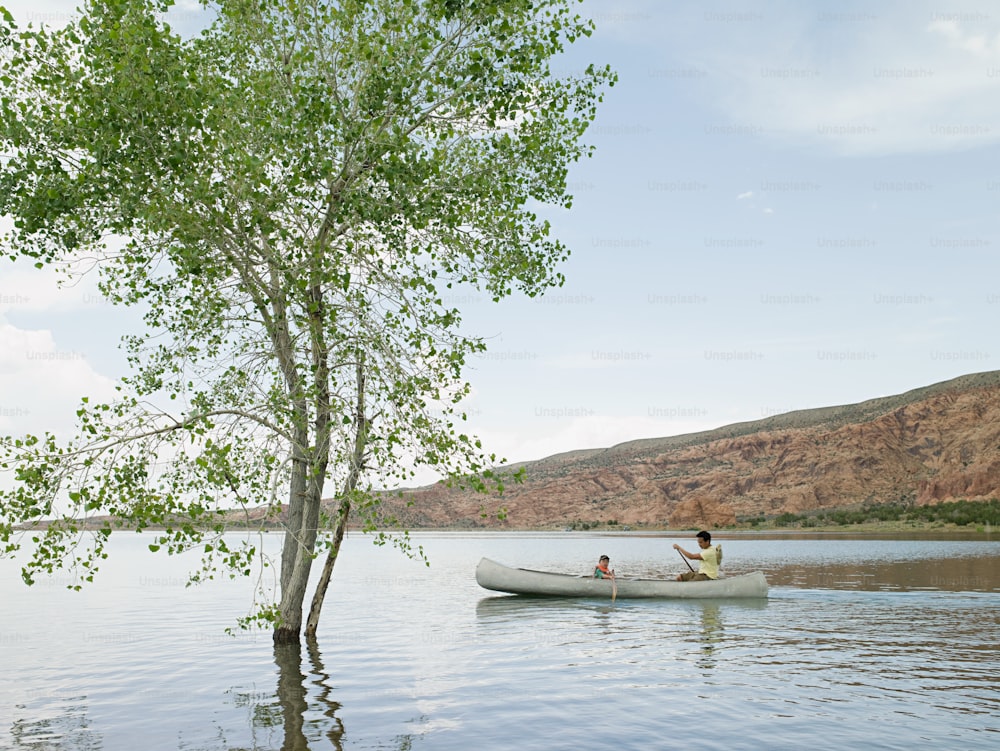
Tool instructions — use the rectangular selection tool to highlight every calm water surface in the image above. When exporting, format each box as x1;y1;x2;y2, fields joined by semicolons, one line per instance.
2;532;998;750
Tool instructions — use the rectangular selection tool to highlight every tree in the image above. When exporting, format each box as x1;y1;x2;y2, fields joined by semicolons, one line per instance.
0;0;613;641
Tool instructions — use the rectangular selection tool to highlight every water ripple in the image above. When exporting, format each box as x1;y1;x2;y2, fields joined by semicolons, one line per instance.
2;533;999;750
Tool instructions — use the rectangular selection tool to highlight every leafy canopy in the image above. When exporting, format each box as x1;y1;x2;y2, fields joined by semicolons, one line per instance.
0;0;614;606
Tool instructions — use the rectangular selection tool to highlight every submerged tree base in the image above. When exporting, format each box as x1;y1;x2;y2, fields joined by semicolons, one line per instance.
273;625;301;645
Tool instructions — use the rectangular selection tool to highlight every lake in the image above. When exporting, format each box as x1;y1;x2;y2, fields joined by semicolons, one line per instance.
2;531;998;750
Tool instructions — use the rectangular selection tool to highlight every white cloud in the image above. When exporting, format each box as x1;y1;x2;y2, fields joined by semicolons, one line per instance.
638;1;1000;156
2;1;82;28
0;320;117;438
737;191;754;200
472;413;717;469
0;261;105;314
928;18;1000;59
398;411;721;487
3;0;214;39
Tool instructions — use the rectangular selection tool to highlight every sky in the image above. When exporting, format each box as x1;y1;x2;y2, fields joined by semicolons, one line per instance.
2;0;999;488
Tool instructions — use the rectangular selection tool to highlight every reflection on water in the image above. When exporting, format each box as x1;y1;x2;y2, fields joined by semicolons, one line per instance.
9;698;101;750
474;595;769;679
474;594;769;618
257;641;419;751
255;641;345;751
696;603;723;671
3;534;998;751
3;636;423;751
303;640;345;749
761;555;1000;592
274;643;308;749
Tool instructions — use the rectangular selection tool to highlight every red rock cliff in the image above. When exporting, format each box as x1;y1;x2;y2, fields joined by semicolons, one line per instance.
373;371;1000;528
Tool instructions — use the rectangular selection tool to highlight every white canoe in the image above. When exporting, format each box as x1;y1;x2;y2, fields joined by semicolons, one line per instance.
475;557;768;599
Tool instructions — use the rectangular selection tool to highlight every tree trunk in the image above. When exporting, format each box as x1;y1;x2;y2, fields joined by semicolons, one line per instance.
304;356;367;639
279;454;308;599
304;499;350;638
274;460;322;644
275;352;363;643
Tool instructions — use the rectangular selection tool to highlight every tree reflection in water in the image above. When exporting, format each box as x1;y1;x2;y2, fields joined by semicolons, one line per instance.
270;640;420;751
8;697;101;750
271;639;345;750
8;641;412;751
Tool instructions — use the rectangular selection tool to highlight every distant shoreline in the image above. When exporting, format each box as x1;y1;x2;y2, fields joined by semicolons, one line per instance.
24;520;990;537
18;497;996;537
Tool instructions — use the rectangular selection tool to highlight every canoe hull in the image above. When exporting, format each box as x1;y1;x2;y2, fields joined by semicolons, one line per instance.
475;557;768;599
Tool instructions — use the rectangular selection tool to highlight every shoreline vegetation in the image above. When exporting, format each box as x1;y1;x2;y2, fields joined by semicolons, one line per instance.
561;498;999;534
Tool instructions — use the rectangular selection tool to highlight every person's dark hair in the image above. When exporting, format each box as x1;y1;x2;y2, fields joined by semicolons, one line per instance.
696;530;711;543
599;555;610;561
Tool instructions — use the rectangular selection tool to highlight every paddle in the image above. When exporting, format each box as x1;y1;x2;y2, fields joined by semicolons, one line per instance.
678;547;695;572
611;571;617;602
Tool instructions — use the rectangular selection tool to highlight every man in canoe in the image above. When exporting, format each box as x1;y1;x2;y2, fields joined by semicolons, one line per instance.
593;555;615;579
673;531;721;581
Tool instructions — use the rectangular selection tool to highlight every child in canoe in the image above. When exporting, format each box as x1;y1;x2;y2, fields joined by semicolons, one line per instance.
594;555;615;579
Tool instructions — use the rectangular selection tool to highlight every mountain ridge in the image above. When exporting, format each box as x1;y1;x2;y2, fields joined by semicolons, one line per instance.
509;369;1000;467
382;370;1000;529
